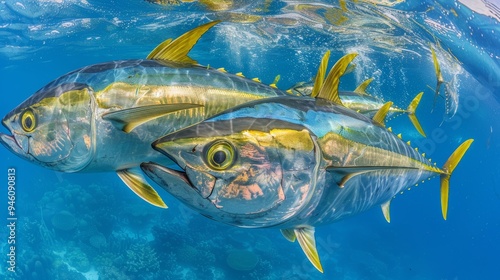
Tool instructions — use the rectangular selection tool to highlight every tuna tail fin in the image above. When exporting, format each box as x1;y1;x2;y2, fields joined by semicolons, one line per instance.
440;139;474;220
406;92;426;137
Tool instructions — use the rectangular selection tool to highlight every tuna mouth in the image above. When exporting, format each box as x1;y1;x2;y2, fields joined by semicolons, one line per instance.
141;162;214;210
0;133;26;156
141;162;194;190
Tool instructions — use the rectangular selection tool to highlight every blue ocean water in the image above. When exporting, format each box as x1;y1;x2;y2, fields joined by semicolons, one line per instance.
0;0;499;279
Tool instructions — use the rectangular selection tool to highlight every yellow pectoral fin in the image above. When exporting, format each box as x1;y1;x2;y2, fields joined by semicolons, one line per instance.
102;103;203;133
326;166;420;188
294;227;323;273
117;169;167;208
147;20;220;64
280;229;297;242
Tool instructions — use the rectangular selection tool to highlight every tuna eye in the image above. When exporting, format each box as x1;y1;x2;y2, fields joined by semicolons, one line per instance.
20;109;37;132
205;141;235;170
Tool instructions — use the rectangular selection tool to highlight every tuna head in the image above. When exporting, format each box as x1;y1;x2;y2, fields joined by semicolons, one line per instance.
143;117;319;228
1;82;95;172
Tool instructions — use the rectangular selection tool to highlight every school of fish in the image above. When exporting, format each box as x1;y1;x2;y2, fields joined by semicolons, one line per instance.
0;21;473;273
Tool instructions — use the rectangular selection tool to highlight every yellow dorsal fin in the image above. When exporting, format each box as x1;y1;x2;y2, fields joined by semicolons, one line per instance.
440;139;473;220
311;51;331;98
294;227;323;273
372;101;393;127
407;92;426;137
252;77;261;83
381;200;391;223
280;229;297;242
117;169;167;208
316;53;358;105
354;77;374;95
147;20;220;64
270;74;281;88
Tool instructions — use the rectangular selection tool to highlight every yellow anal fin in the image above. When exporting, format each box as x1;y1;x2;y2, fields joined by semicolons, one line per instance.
354;77;374;96
280;229;297;242
372;101;393;127
311;51;331;98
381;200;391;223
440;139;474;220
295;227;323;273
407;92;426;137
117;169;167;208
147;20;220;64
316;53;358;106
102;103;203;133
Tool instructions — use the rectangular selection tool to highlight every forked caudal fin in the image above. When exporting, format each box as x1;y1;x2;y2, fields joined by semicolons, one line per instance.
440;139;473;220
406;92;426;137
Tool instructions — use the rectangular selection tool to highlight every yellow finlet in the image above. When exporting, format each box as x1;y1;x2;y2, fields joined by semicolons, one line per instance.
372;101;393;127
407;92;426;137
440;139;473;220
252;77;261;83
280;229;297;242
397;133;402;139
217;67;227;73
311;51;331;98
102;103;203;133
406;141;411;145
147;20;220;64
316;53;358;106
117;169;167;208
387;127;392;132
295;227;323;273
354;77;374;95
381;200;391;223
236;72;245;77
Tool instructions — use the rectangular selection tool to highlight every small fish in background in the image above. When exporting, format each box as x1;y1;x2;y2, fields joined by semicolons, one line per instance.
430;44;460;118
0;21;293;208
142;52;473;273
288;51;426;137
